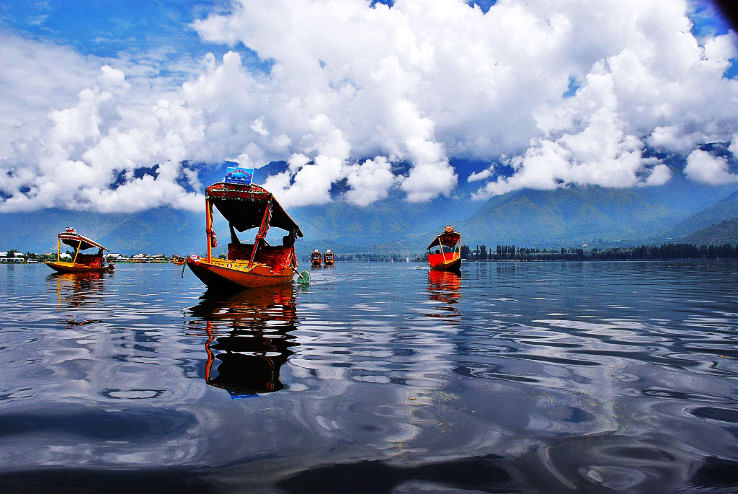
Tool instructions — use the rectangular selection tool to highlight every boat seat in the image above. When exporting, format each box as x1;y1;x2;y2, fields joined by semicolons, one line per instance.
228;243;294;272
74;253;102;267
228;243;254;260
256;246;293;272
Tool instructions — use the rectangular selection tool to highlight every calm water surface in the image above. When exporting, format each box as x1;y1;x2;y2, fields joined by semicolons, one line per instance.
0;261;737;493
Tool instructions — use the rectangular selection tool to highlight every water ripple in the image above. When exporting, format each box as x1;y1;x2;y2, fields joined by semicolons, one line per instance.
0;261;736;492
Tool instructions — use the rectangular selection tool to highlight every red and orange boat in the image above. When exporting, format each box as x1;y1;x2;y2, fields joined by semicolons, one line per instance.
427;226;462;272
45;227;114;273
323;249;334;266
311;249;322;266
187;169;303;290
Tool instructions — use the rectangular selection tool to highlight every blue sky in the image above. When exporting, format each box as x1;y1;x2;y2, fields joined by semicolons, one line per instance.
2;1;730;56
0;1;271;80
3;1;731;57
0;0;737;212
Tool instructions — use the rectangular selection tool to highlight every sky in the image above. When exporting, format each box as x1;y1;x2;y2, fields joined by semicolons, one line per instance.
0;0;737;213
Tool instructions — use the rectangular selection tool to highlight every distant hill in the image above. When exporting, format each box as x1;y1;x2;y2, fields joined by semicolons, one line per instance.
289;192;471;252
458;186;695;247
3;168;738;255
684;217;738;246
0;208;204;256
666;190;738;240
0;209;130;254
97;208;203;255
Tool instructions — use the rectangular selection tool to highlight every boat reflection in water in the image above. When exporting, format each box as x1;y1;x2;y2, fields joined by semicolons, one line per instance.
188;285;298;398
49;271;111;310
426;269;461;321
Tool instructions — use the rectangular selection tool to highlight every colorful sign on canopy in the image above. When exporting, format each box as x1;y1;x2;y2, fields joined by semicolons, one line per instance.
225;167;254;185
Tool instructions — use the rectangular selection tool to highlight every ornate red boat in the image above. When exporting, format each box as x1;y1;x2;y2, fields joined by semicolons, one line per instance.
45;227;114;273
427;226;462;272
187;172;303;290
311;249;322;266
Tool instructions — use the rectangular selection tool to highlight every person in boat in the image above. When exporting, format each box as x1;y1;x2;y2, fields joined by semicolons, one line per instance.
283;229;297;248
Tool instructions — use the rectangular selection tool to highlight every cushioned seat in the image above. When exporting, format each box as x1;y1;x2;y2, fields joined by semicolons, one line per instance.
228;243;294;272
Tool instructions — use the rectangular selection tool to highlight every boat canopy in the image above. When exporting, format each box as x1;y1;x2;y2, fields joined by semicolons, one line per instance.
206;183;303;237
58;231;109;251
427;229;461;250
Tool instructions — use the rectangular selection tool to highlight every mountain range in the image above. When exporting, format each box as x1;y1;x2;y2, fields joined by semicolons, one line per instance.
2;166;738;257
684;217;738;246
665;190;738;239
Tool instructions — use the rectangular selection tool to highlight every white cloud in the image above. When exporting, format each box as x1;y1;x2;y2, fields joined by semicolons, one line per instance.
467;169;492;183
730;134;738;157
1;0;738;212
0;37;206;212
473;65;674;198
263;154;346;207
684;149;738;185
344;156;398;206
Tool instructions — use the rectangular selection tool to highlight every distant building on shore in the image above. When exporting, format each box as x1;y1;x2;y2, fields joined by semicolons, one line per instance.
0;252;25;263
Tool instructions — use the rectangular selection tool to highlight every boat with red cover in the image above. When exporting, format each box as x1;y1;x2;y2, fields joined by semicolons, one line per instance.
45;227;114;273
311;249;322;266
427;226;462;272
187;170;303;290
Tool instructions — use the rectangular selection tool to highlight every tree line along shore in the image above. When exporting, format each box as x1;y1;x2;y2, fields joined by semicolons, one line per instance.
460;243;738;261
2;242;738;264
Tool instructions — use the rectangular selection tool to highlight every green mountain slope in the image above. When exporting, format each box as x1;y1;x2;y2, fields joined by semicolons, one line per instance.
3;179;738;255
96;208;203;255
0;209;130;253
683;217;738;245
457;187;685;247
667;191;738;239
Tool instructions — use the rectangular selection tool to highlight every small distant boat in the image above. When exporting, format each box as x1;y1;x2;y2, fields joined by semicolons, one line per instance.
311;249;322;266
187;167;303;290
172;255;186;265
45;227;114;273
324;249;334;266
427;225;461;272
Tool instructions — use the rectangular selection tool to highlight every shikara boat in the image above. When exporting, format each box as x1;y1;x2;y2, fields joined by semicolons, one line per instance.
187;169;303;290
172;255;186;265
45;227;114;273
427;226;462;272
324;249;334;266
311;249;322;266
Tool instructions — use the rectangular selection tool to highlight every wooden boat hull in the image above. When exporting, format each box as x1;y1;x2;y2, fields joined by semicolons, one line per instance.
45;261;113;273
187;257;295;290
427;254;461;272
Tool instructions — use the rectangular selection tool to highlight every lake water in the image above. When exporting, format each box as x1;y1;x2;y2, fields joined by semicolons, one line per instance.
0;261;737;493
